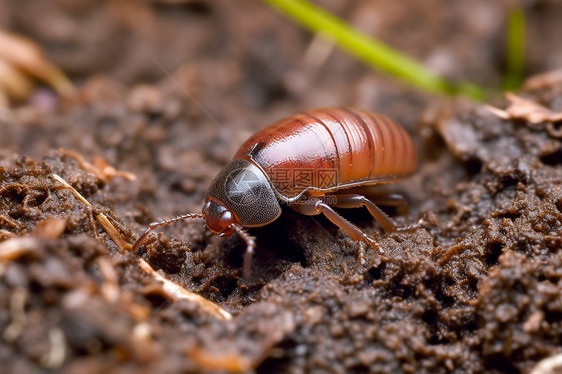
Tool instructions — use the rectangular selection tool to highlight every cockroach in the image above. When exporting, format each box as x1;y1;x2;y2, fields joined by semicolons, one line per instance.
133;107;417;276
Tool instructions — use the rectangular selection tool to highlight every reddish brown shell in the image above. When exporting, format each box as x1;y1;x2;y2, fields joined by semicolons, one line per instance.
235;107;417;201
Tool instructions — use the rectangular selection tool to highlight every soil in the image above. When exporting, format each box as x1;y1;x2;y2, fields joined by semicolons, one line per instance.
1;0;562;373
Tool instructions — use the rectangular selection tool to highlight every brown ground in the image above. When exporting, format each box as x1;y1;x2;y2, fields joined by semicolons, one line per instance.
1;1;562;373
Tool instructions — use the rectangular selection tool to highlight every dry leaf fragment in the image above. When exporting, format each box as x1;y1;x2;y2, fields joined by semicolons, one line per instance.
0;57;34;101
0;28;74;103
57;148;136;183
187;346;252;373
523;69;562;91
30;217;66;239
0;237;38;262
486;92;562;124
530;353;562;374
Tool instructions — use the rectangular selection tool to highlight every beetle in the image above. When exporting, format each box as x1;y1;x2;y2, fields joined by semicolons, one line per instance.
132;107;417;276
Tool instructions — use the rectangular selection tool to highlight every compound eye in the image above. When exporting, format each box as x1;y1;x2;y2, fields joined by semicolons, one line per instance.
202;201;211;214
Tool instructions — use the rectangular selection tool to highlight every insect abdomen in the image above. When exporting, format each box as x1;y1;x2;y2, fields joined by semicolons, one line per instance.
235;107;417;200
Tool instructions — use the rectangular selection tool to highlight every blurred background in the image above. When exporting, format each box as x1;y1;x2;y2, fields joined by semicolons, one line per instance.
1;0;561;124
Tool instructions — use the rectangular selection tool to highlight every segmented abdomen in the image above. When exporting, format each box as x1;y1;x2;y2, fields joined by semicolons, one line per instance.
235;107;417;201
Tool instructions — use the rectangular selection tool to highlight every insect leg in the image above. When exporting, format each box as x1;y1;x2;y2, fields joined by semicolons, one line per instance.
132;213;204;252
362;190;410;216
327;194;399;232
232;224;256;277
314;201;381;265
372;193;409;216
369;193;407;207
345;184;410;213
314;201;367;241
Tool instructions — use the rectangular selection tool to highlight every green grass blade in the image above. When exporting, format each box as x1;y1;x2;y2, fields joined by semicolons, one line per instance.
264;0;487;100
502;6;526;91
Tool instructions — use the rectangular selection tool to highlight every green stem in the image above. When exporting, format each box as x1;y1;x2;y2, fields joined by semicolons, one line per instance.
503;6;526;91
264;0;487;100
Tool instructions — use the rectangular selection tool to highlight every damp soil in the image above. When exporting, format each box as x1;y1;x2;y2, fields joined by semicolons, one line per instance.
1;1;562;373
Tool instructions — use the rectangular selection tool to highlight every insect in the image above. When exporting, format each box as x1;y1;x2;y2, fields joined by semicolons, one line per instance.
132;107;417;276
